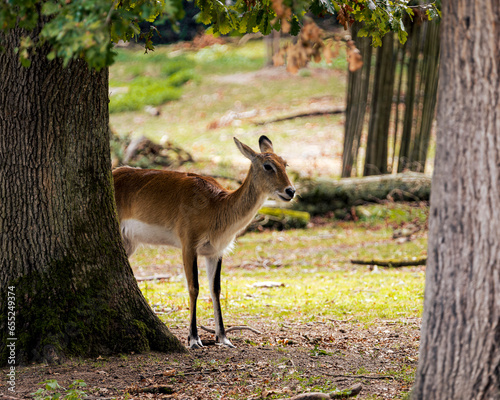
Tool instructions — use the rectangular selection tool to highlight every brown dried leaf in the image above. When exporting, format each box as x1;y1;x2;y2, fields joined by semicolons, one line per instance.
346;40;363;72
323;39;340;64
337;5;355;30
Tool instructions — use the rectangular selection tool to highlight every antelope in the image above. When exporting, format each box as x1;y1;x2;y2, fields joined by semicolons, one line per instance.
113;136;295;349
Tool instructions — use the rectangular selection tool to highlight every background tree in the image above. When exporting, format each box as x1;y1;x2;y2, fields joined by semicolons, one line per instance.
413;0;500;397
342;9;440;177
341;21;372;178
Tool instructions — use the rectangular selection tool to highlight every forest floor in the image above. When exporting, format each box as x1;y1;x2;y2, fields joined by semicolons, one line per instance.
9;207;427;400
4;39;429;400
12;318;420;400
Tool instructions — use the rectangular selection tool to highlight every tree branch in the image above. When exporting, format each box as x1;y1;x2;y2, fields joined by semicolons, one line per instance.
350;258;427;267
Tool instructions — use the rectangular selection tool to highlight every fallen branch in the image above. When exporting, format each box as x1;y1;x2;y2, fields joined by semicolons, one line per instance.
254;107;344;126
350;258;427;267
135;274;172;282
200;325;263;335
293;172;431;216
277;383;362;400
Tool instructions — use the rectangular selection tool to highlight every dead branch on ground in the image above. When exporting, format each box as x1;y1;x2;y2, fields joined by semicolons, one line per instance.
350;258;427;267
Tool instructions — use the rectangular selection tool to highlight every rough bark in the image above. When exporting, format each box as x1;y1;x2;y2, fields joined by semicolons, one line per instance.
0;25;184;365
413;1;500;398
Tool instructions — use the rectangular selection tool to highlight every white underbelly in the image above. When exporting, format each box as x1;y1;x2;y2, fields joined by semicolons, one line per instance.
121;219;182;248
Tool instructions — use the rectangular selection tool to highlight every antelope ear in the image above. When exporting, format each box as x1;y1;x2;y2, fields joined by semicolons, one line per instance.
259;135;274;153
234;137;257;160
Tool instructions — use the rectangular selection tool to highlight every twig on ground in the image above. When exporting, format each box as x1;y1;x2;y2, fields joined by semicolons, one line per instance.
135;274;172;282
200;325;263;335
254;107;344;126
350;258;427;267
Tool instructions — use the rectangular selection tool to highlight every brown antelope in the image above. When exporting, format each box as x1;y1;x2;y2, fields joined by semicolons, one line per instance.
113;136;295;348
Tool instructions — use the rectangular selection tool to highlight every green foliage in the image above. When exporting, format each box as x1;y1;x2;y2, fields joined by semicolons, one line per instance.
32;379;87;400
110;77;183;113
197;0;440;48
1;0;440;69
0;0;184;69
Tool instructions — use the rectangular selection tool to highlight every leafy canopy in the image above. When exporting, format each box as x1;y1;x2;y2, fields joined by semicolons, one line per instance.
0;0;439;69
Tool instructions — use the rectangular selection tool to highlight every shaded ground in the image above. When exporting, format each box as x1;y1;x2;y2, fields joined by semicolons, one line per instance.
4;210;426;399
8;317;419;399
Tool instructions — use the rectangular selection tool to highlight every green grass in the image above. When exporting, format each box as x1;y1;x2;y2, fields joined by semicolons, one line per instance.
132;203;426;327
109;51;197;113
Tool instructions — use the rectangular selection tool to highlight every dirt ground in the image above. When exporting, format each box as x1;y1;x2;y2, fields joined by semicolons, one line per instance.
6;315;420;399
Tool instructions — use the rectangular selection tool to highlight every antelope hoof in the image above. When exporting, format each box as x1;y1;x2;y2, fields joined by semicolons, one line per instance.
188;336;204;349
216;336;236;348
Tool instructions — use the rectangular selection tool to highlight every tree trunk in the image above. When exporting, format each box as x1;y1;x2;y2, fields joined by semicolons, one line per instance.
398;20;421;172
0;25;184;365
341;22;372;178
413;1;500;398
413;19;440;170
363;31;395;176
293;172;431;215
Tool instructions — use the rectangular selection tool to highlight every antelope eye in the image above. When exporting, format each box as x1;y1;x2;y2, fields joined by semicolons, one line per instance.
263;163;274;172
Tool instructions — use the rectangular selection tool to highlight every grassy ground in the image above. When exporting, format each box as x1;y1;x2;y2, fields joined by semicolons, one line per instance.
132;203;427;330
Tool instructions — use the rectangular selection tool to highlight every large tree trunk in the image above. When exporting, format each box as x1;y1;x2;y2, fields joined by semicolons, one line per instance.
0;25;184;365
413;1;500;398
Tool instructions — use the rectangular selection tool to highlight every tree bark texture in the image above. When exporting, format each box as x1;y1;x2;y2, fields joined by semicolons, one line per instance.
0;25;184;365
413;1;500;398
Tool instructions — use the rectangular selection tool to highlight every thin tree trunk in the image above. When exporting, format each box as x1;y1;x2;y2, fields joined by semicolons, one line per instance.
413;1;500;398
398;21;421;172
363;31;395;176
341;22;372;177
414;19;440;170
391;41;406;173
0;24;184;365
